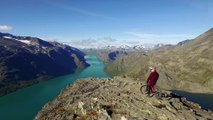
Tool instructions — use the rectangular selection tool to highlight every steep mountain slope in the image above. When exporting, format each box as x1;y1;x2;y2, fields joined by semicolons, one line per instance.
0;32;89;96
35;77;213;120
96;50;129;63
82;46;148;63
105;28;213;93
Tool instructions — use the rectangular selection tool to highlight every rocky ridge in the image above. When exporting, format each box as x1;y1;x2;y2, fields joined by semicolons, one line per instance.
35;77;213;120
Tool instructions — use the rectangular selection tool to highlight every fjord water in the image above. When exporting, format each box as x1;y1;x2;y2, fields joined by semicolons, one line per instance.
0;55;109;120
0;56;213;120
172;90;213;110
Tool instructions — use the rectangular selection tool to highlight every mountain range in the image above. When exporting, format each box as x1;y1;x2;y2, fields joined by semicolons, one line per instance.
64;37;168;51
0;32;89;96
81;40;192;64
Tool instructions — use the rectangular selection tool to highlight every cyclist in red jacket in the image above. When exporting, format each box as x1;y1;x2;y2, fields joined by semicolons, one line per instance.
146;66;159;95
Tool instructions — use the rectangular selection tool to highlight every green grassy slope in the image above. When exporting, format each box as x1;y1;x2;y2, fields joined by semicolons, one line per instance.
105;28;213;93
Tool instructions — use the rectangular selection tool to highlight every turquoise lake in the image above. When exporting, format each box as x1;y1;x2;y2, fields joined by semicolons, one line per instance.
0;55;109;120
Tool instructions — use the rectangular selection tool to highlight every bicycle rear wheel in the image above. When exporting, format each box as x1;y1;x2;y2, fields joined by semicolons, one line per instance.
154;86;162;99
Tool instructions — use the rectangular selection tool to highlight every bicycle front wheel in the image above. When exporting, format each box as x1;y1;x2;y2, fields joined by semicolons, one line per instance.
140;85;148;94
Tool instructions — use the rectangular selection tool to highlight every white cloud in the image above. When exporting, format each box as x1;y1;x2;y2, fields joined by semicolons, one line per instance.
43;37;58;42
98;37;117;42
0;25;13;31
43;0;118;20
125;31;196;44
63;6;118;20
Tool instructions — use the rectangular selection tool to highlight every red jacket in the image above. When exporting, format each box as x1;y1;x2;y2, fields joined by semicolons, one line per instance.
147;71;159;85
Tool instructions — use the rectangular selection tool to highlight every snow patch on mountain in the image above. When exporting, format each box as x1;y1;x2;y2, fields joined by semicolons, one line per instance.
3;36;12;39
18;40;31;44
3;36;31;45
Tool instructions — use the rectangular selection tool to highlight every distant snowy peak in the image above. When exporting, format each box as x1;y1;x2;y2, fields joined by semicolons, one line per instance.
101;45;148;51
65;36;186;51
65;38;158;51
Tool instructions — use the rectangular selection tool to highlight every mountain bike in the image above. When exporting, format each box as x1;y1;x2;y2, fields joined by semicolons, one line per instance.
140;84;162;99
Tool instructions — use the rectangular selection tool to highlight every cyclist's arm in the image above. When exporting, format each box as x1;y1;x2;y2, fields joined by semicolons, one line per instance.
147;73;153;83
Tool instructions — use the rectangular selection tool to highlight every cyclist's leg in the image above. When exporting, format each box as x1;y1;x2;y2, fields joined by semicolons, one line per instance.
146;84;149;92
147;84;151;95
151;85;155;93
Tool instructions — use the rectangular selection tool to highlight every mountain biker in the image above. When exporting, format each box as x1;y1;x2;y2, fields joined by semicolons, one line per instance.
146;66;159;95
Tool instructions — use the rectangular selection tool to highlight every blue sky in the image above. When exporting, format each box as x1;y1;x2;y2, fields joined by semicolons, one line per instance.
0;0;213;44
